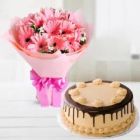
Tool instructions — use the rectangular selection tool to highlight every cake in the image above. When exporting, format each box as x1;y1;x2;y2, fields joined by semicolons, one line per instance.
61;79;135;136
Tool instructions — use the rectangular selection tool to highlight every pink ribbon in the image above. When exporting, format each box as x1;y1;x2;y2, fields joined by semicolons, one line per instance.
30;70;68;107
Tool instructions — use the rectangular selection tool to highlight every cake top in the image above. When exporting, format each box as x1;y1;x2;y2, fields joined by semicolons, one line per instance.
68;79;127;107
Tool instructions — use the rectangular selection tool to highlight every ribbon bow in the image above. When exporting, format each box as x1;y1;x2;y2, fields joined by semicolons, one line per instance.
30;70;68;107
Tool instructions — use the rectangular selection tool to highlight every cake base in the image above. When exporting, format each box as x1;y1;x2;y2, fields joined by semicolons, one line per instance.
60;110;136;137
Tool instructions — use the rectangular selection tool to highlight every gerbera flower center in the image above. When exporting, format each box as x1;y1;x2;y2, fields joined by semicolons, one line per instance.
53;42;56;46
62;30;66;34
25;38;30;42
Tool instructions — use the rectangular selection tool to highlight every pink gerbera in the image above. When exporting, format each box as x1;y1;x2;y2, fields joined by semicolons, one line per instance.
29;34;48;53
60;20;75;34
43;20;60;35
18;25;34;48
63;37;80;52
48;36;64;52
55;10;71;20
40;8;55;21
28;13;44;28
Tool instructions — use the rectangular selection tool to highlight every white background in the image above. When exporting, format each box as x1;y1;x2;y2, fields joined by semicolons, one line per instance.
0;1;139;140
0;0;140;82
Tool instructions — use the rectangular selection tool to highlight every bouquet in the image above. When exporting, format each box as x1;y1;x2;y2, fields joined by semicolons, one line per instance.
9;8;91;107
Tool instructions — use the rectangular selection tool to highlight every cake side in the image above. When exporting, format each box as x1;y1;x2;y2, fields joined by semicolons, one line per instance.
61;110;135;136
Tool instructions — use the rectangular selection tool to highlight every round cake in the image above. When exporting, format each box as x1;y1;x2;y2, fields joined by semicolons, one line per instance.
61;79;135;136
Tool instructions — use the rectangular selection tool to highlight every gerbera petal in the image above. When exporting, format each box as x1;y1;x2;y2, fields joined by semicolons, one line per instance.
43;20;60;35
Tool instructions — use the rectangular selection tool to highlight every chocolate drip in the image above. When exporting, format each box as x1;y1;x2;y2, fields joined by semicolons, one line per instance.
121;109;123;117
132;103;134;112
124;106;126;114
103;114;105;123
131;101;134;113
127;104;129;114
68;107;71;116
83;112;85;118
111;113;113;121
93;116;95;127
64;105;67;112
116;111;118;120
77;108;79;118
72;107;75;124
